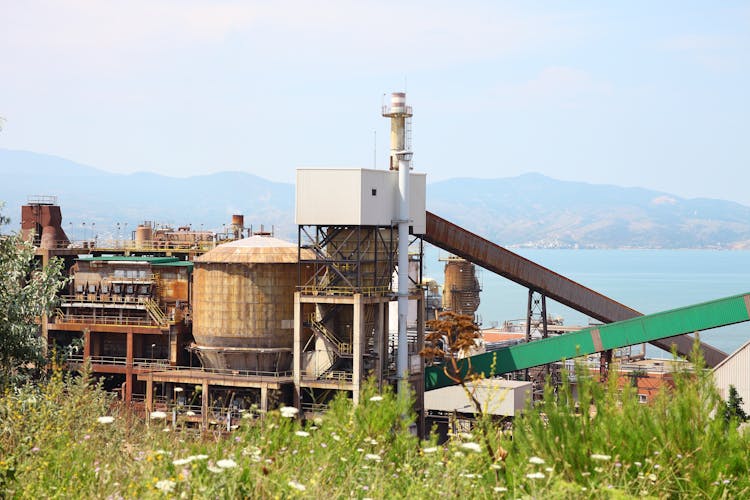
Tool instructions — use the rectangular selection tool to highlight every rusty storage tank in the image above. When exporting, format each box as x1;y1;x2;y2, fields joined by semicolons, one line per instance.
192;235;315;373
231;214;244;239
135;224;152;249
443;257;481;318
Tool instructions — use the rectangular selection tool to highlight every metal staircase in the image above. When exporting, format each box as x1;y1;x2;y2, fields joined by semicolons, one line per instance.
143;298;169;328
308;314;352;356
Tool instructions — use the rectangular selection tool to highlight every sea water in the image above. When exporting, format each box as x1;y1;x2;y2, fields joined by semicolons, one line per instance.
422;247;750;357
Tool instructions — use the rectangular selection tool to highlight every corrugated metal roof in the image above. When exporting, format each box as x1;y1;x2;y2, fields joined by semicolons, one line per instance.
713;338;750;371
153;261;194;269
194;235;316;264
78;256;181;264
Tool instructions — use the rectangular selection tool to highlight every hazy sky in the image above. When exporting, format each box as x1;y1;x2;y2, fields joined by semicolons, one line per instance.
2;1;749;203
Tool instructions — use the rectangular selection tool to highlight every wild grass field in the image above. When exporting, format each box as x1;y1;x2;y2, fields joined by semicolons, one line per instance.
1;353;748;499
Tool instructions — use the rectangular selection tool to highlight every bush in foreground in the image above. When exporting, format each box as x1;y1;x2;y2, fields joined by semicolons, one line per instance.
1;353;748;498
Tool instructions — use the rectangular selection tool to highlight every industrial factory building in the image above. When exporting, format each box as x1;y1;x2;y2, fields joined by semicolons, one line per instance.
21;92;747;434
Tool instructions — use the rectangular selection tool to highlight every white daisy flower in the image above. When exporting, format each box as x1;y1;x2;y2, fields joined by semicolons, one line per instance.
154;479;175;493
280;406;299;418
288;480;306;491
460;442;482;453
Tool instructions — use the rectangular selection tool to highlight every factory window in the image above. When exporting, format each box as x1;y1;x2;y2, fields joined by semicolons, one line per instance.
371;188;377;196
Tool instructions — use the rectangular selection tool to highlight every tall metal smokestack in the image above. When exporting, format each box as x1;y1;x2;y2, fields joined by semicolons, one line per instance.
382;92;413;396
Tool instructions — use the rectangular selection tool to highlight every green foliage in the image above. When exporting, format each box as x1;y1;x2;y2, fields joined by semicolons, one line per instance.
0;202;66;388
723;385;748;424
506;343;750;497
1;353;749;497
0;377;509;498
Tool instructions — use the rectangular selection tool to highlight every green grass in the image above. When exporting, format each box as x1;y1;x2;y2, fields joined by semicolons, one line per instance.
1;350;748;498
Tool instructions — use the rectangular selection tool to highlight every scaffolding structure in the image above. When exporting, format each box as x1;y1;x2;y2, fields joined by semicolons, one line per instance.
294;224;424;417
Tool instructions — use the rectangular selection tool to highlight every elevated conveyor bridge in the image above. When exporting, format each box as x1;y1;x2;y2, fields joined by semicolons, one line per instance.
425;292;750;391
422;211;729;380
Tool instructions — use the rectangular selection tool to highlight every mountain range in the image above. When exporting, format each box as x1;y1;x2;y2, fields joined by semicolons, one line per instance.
2;149;750;249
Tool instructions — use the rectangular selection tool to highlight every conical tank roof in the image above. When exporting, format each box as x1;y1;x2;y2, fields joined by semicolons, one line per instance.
195;235;315;264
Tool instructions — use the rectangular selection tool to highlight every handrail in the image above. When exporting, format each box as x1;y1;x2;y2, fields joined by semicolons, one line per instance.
298;285;392;297
38;239;220;252
27;195;57;205
314;370;353;382
308;314;352;355
140;364;293;379
65;354;292;378
54;314;157;327
301;402;329;413
60;295;149;305
91;239;217;252
143;297;170;327
57;295;172;327
66;354;170;367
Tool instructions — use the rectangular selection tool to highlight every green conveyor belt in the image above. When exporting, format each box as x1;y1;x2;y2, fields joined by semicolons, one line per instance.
425;292;750;391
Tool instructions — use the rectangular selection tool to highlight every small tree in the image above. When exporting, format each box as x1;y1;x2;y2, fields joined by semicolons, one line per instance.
0;202;66;388
422;311;507;466
723;385;748;424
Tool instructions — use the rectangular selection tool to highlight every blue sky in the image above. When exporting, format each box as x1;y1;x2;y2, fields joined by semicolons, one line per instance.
2;1;749;203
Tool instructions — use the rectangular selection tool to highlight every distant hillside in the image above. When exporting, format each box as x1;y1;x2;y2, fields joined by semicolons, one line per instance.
428;174;750;249
2;149;750;248
0;149;296;240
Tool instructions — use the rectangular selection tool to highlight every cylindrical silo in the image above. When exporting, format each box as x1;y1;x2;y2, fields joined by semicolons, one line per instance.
443;257;481;318
231;214;244;239
135;224;152;249
192;235;315;373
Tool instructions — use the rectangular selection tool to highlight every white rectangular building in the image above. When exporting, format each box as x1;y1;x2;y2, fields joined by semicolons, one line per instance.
296;168;427;234
713;340;750;415
424;379;533;417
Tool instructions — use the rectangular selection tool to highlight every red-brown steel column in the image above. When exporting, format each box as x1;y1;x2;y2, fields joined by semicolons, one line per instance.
125;329;134;403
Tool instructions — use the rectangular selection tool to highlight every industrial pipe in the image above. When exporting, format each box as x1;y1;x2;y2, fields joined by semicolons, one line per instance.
396;150;413;394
